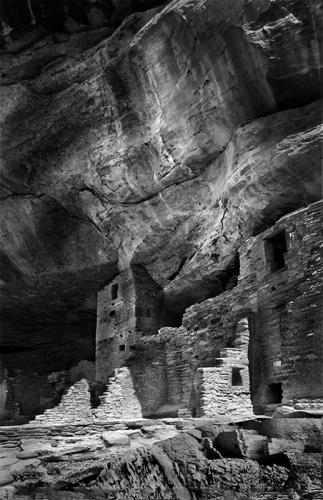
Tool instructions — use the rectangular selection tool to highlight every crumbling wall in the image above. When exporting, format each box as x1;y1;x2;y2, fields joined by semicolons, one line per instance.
139;286;257;416
196;318;253;417
31;378;92;425
0;360;95;425
94;367;142;420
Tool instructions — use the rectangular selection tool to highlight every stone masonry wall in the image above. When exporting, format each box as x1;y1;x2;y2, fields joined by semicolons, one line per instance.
244;200;323;412
94;367;143;420
31;379;92;425
139;285;257;416
196;318;253;418
134;201;322;416
96;269;135;383
95;266;163;384
0;360;96;425
28;202;323;422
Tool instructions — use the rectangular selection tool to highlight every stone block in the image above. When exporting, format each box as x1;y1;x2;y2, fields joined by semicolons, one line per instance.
265;437;304;456
101;431;130;447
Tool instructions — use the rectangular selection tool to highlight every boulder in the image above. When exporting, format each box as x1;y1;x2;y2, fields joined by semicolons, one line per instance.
101;431;130;447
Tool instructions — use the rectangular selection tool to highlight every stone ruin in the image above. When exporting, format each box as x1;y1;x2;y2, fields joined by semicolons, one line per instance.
0;0;322;495
2;200;318;427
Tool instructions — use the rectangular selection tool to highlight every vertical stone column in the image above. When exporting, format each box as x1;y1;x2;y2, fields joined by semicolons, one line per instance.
95;266;163;385
95;270;135;384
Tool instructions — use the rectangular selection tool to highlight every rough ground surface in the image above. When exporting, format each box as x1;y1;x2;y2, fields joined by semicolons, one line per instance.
0;417;321;499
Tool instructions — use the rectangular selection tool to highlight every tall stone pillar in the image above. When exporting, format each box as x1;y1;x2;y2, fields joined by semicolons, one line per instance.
95;266;163;384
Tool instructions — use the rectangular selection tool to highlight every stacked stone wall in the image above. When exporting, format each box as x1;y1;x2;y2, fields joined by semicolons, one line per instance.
96;269;136;383
247;201;323;411
95;266;163;384
0;360;96;425
94;368;142;420
32;379;92;425
196;318;253;417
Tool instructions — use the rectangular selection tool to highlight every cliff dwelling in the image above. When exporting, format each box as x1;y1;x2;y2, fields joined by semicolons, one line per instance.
0;0;322;498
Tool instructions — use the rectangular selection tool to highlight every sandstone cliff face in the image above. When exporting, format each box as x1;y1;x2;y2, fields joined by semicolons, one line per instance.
0;0;322;352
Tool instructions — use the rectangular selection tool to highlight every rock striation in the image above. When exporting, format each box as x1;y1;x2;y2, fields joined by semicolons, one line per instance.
0;417;321;498
0;0;322;351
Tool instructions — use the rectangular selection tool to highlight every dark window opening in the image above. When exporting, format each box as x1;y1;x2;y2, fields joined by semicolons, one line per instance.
232;367;243;386
109;310;115;317
266;383;282;404
219;253;240;291
119;344;125;352
111;283;118;300
146;309;151;317
265;230;287;273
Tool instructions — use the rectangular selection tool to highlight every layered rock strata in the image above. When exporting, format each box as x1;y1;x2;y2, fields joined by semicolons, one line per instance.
0;417;321;499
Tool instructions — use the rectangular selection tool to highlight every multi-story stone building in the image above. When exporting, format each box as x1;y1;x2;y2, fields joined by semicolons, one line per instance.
0;201;322;424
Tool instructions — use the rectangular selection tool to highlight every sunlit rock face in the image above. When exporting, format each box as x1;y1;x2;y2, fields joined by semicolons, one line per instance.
0;0;322;348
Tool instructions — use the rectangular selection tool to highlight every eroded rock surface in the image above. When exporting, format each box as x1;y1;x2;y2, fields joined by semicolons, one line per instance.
0;418;321;499
1;0;322;346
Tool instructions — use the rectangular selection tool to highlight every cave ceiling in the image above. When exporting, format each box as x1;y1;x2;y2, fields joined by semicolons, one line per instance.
0;0;322;340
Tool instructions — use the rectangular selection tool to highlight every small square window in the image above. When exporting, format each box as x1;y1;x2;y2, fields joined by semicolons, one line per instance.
119;344;125;352
109;310;115;317
232;367;243;386
266;383;282;404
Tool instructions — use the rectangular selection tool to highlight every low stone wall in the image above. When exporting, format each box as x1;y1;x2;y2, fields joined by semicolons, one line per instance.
31;379;92;426
0;360;96;425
